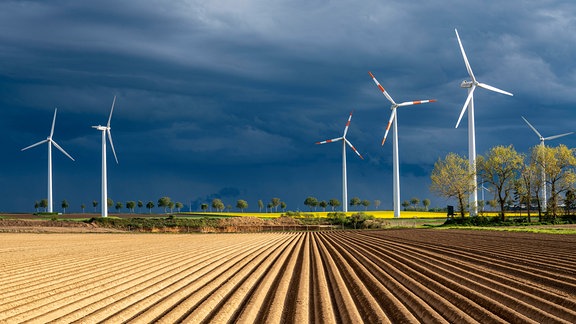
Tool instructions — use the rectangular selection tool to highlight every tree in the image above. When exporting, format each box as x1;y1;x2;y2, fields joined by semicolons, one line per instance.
280;201;287;212
410;197;420;210
564;190;576;215
81;203;86;213
107;198;114;209
319;200;328;211
146;201;155;213
40;199;48;212
168;201;175;213
92;200;98;213
422;199;431;211
236;199;248;212
137;200;143;213
34;201;39;213
361;199;370;211
350;197;361;210
258;200;264;212
271;198;281;212
126;201;136;213
533;144;576;219
516;160;539;222
175;202;183;213
201;203;208;212
61;200;69;214
211;198;224;212
115;201;123;213
401;200;410;211
430;153;475;218
329;198;341;211
477;145;524;221
158;197;171;213
374;199;381;210
267;202;273;212
304;196;319;211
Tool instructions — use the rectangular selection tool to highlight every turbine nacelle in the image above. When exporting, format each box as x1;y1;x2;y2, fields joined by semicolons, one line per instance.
460;80;474;88
92;125;109;131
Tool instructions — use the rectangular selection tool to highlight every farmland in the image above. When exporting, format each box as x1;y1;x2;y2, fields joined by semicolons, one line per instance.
0;229;575;323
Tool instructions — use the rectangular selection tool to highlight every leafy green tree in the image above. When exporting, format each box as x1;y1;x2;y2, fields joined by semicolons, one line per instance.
126;201;136;213
201;203;208;212
211;198;224;212
175;202;183;213
146;201;155;213
430;152;475;218
401;200;410;211
267;202;273;212
168;201;175;213
115;201;123;213
158;197;171;213
236;199;248;212
329;198;341;211
533;144;576;218
40;199;48;212
304;196;319;211
350;197;361;210
319;200;328;211
107;198;114;209
422;199;431;211
137;200;143;213
92;200;98;213
410;197;420;210
258;200;264;212
280;201;287;212
270;197;281;212
81;203;86;213
61;200;69;214
478;145;524;221
374;199;381;210
34;201;39;213
361;199;370;211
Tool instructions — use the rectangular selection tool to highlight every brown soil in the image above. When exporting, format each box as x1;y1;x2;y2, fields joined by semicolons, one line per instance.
0;229;575;322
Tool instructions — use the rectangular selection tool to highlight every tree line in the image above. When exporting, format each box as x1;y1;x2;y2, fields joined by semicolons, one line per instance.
431;144;576;221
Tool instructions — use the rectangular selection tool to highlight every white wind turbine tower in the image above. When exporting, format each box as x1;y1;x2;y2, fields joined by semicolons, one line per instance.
369;72;436;218
92;96;119;218
316;111;364;212
454;29;513;216
22;108;75;213
521;116;574;210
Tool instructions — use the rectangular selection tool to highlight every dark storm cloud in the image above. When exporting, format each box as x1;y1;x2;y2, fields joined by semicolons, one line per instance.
2;0;576;212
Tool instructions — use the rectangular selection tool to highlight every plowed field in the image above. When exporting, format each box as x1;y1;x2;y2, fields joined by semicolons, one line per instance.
1;229;575;323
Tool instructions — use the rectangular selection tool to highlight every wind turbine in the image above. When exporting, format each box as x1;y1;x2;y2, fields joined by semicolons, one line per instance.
368;71;436;218
92;96;119;218
521;116;574;210
22;108;75;213
454;28;513;216
316;111;364;212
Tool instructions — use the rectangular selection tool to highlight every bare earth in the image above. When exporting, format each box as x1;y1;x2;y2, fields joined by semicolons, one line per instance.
0;229;575;323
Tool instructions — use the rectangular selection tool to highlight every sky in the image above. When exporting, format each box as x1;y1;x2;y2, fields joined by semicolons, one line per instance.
2;0;576;213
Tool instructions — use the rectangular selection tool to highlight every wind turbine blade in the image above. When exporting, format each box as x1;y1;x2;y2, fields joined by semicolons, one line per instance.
397;99;437;107
368;72;396;105
343;111;353;137
455;84;476;128
345;138;364;160
316;137;343;145
382;110;396;146
21;139;48;151
107;96;116;127
51;140;75;161
544;132;575;141
50;108;57;138
477;82;513;96
107;129;119;164
455;29;476;82
521;116;542;138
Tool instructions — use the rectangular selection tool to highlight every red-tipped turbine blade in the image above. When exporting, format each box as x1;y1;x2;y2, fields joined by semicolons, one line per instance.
382;110;396;146
345;139;363;160
316;137;343;145
368;71;396;105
